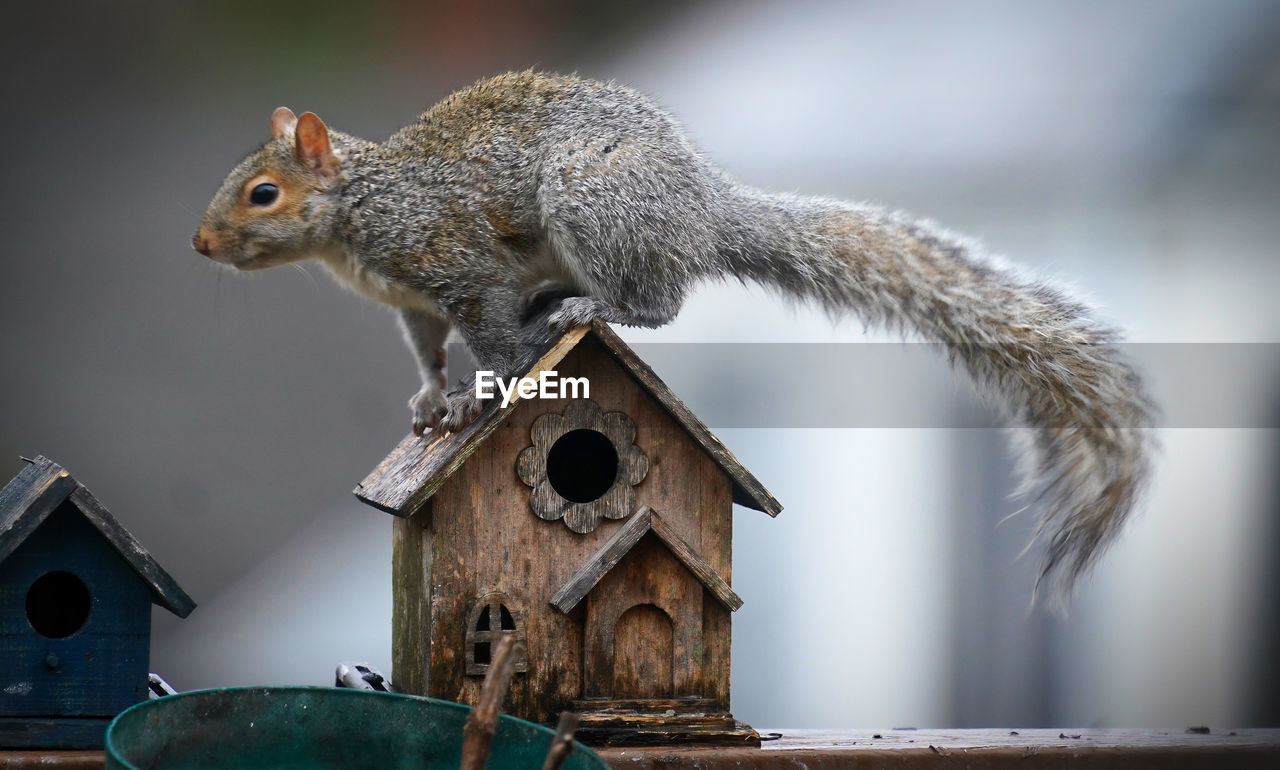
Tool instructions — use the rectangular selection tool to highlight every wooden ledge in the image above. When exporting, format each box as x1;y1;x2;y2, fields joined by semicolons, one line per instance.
597;728;1280;768
5;728;1279;768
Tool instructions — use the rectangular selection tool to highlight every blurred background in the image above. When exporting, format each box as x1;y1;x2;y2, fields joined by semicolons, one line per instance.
2;0;1278;729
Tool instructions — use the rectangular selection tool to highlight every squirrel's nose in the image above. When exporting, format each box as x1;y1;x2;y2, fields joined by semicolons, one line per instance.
192;228;212;257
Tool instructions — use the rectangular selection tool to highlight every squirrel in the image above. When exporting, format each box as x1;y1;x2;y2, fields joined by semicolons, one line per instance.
193;70;1155;600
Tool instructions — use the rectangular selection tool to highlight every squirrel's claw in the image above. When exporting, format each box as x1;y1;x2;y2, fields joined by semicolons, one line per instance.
438;390;483;432
410;385;448;435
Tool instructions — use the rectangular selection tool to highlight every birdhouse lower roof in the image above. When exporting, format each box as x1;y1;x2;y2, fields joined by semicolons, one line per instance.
549;506;743;614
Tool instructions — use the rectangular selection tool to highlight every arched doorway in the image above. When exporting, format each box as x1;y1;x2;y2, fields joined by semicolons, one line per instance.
612;603;674;698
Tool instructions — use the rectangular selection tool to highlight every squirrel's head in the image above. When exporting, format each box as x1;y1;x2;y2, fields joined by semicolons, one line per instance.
193;108;343;270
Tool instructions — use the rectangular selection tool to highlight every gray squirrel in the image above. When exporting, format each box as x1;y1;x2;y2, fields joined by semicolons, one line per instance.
194;70;1154;599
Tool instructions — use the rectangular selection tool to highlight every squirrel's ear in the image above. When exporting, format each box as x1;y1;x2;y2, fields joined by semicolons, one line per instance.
271;107;297;139
294;112;339;186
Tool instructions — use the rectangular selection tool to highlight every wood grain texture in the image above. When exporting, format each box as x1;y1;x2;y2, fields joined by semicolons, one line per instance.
7;729;1280;768
390;511;431;696
551;508;741;614
611;604;674;698
464;593;529;676
0;457;194;618
354;321;780;517
387;332;750;724
575;720;760;748
697;459;733;708
518;399;648;534
571;699;760;749
597;728;1280;768
585;322;781;517
0;719;110;751
549;509;654;614
354;325;592;516
582;536;703;699
64;487;194;618
0;458;77;564
0;748;107;768
0;503;151;719
647;514;741;612
571;698;718;712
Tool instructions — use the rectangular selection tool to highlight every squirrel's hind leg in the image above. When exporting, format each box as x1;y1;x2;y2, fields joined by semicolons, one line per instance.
434;285;562;432
545;295;676;332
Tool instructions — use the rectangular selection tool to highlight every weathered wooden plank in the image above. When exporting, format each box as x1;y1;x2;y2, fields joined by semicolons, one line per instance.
582;536;702;699
424;419;484;707
648;513;742;612
1;505;152;718
0;457;76;564
66;487;194;618
353;321;782;518
5;729;1280;768
757;728;1280;750
390;511;431;696
571;698;718;713
520;398;645;533
550;508;742;615
612;604;673;697
353;325;592;515
698;457;733;709
550;508;654;614
586;322;783;517
0;458;194;619
580;714;742;730
575;714;759;748
0;718;109;750
598;728;1280;768
387;327;753;726
0;749;106;768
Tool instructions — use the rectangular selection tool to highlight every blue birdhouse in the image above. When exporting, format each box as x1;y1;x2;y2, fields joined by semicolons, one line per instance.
0;456;195;749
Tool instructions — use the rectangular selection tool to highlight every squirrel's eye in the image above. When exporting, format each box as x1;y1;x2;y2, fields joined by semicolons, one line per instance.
249;183;279;206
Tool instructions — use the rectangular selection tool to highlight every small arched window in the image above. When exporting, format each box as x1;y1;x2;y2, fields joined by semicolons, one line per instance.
465;593;529;676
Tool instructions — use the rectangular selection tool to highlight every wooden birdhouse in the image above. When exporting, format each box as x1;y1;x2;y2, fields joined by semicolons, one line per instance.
355;321;781;747
0;456;195;749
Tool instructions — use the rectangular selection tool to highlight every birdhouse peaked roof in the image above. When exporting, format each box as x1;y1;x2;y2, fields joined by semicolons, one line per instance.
0;456;196;618
550;506;743;614
355;320;782;518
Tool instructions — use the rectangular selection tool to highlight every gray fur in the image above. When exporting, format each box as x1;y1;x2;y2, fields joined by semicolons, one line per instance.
196;71;1155;600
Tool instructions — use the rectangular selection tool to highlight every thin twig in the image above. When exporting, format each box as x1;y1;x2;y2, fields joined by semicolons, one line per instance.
540;711;580;770
459;635;519;770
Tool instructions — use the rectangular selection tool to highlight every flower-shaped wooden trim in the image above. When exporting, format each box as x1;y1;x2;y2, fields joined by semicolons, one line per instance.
516;399;648;534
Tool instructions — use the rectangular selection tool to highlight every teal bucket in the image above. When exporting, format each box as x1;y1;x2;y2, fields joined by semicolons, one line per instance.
105;687;607;769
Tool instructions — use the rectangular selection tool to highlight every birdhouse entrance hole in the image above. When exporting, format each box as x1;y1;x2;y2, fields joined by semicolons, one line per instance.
546;428;619;503
25;570;91;639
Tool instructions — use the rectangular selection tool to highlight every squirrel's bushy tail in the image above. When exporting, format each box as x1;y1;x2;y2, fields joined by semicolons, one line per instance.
719;188;1156;601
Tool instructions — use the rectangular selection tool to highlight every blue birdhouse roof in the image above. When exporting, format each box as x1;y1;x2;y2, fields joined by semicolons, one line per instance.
0;456;195;618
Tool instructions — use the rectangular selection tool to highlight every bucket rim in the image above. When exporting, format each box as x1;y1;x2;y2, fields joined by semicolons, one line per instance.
105;685;599;769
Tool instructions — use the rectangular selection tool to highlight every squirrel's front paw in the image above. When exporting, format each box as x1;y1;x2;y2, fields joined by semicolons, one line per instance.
409;385;448;436
546;296;604;332
438;389;484;432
